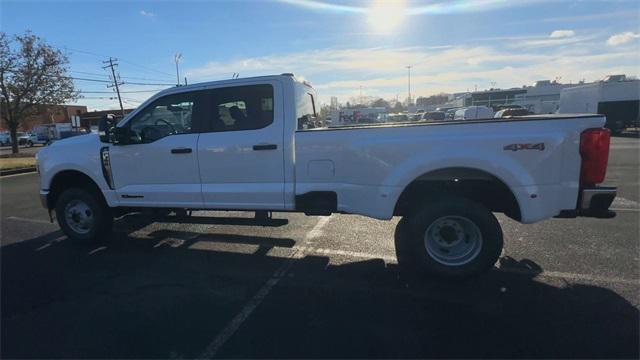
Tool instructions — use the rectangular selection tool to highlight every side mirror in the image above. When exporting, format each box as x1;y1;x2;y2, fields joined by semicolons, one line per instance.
98;114;117;143
111;126;130;145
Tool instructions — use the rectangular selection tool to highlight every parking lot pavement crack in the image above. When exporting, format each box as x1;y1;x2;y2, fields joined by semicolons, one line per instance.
198;215;332;359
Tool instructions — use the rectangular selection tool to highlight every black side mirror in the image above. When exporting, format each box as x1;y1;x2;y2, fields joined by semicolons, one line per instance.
112;126;130;145
98;114;117;143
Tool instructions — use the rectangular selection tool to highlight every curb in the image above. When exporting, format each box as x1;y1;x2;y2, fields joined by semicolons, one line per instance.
0;167;37;177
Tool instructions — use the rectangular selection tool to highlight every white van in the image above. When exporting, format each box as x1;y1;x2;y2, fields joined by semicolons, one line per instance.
454;106;494;120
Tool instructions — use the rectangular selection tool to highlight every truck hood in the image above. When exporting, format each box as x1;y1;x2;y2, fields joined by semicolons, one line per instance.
38;133;102;163
49;133;99;147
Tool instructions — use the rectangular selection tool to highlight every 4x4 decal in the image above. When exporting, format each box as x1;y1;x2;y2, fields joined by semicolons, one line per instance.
503;143;545;151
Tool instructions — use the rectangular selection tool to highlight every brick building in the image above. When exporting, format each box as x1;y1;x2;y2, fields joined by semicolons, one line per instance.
79;109;136;129
18;105;88;130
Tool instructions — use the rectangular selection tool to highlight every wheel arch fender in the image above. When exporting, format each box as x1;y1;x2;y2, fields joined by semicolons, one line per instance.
386;152;529;220
46;167;114;210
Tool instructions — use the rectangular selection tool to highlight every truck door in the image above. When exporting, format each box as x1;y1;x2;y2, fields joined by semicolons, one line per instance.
108;90;207;208
197;81;285;210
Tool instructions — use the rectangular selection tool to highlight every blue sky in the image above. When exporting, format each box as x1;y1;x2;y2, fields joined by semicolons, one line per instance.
2;0;639;109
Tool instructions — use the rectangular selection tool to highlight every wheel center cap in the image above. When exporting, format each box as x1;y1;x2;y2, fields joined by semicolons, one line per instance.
439;226;459;244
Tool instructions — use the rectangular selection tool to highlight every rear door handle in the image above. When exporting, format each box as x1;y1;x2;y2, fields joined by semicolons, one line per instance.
171;147;192;154
253;144;278;151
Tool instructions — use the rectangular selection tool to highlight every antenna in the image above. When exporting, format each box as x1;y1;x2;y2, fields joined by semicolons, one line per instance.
174;53;183;86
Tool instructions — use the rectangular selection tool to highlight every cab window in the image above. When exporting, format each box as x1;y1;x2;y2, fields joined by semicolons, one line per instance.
126;91;202;143
205;84;274;132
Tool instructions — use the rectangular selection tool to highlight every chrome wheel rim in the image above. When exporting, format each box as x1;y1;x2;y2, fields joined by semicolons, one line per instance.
424;215;482;266
64;199;94;234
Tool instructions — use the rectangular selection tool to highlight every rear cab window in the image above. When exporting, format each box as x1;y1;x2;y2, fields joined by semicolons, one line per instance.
296;82;320;130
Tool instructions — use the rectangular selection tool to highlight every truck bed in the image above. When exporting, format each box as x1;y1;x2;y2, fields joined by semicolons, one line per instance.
294;114;606;223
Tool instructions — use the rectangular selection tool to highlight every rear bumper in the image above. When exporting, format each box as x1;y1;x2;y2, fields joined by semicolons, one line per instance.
556;186;617;219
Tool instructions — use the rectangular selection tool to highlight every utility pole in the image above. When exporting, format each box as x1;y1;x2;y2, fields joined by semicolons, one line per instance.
103;57;125;116
359;85;362;105
406;65;412;106
174;52;183;86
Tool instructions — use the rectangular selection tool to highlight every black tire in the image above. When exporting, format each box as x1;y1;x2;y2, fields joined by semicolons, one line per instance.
55;187;113;241
27;141;33;147
394;197;503;278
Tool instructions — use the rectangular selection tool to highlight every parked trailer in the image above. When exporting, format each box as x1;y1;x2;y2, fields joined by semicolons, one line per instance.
559;75;640;133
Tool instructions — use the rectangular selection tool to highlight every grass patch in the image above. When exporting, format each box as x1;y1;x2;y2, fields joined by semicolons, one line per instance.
0;157;36;170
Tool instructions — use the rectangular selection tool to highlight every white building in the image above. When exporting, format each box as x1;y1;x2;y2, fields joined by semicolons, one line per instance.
512;80;569;114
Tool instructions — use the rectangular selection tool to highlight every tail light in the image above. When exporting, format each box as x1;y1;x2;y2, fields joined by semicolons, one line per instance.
579;128;611;185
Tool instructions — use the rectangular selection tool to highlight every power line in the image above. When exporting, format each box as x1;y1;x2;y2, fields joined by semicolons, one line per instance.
123;81;175;86
78;89;166;94
3;70;112;83
73;71;173;83
119;58;174;77
65;46;174;77
120;75;174;82
71;70;110;78
4;69;174;86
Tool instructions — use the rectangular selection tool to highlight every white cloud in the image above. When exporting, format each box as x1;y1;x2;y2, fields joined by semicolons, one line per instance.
139;10;155;17
550;30;575;38
607;32;640;46
184;42;639;104
278;0;542;15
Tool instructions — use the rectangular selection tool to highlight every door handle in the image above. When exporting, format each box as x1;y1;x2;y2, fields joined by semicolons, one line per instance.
253;144;278;151
171;147;192;154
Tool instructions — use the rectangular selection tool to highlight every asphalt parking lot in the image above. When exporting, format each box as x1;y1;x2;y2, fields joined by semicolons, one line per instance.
1;136;638;358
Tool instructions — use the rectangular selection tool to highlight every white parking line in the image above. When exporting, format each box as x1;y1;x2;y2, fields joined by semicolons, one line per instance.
296;246;397;263
610;208;640;212
199;216;332;359
496;267;639;286
612;196;640;209
0;171;37;179
6;216;55;226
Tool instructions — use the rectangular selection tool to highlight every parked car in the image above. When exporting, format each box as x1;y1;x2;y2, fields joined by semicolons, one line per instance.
388;113;409;122
409;113;422;121
15;132;26;145
454;106;494;120
494;108;534;118
0;133;11;146
36;74;617;279
421;111;446;121
18;133;48;147
444;108;461;120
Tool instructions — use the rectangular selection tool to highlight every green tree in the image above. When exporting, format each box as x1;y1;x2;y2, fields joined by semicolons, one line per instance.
371;98;390;110
318;104;330;119
0;31;77;153
392;101;404;113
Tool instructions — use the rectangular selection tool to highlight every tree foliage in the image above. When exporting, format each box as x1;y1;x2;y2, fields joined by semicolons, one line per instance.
0;31;77;153
370;98;391;110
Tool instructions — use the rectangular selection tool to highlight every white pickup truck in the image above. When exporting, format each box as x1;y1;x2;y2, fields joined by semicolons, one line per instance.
36;74;616;277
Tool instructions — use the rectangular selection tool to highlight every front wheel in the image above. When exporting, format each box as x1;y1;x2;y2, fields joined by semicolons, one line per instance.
395;197;503;278
55;187;113;241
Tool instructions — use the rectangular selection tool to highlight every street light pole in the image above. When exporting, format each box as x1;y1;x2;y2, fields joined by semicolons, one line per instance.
406;65;412;106
174;52;182;86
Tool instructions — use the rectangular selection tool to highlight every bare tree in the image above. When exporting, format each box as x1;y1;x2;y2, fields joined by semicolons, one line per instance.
0;31;77;154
